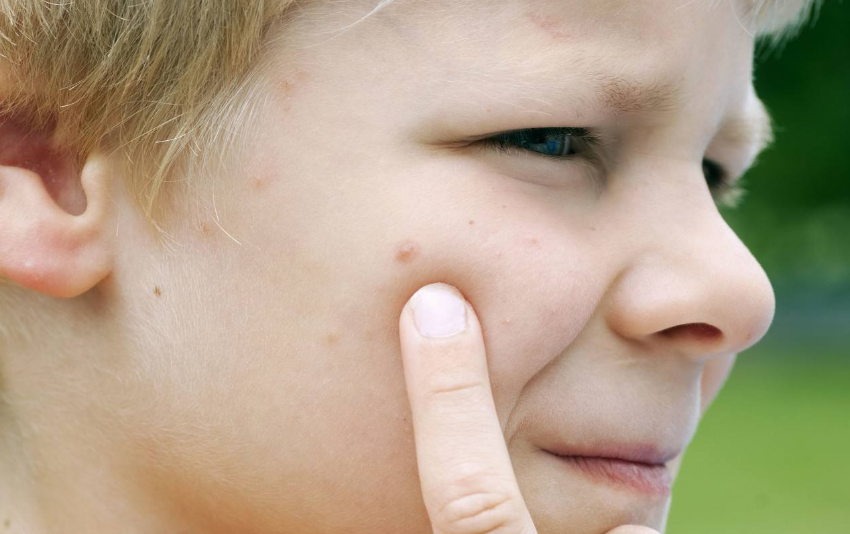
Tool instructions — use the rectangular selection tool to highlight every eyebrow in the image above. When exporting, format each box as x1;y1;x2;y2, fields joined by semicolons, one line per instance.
595;75;684;115
589;72;775;157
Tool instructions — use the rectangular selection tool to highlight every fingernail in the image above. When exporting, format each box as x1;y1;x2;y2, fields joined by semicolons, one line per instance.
410;283;468;338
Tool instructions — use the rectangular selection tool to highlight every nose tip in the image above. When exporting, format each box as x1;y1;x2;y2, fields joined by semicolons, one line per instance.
606;213;776;359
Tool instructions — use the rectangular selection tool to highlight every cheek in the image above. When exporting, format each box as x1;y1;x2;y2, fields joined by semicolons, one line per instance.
323;171;610;431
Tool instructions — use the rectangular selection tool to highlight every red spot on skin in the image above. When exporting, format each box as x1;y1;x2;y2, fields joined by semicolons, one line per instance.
395;240;418;263
278;69;311;112
495;251;503;258
526;11;573;41
502;318;512;325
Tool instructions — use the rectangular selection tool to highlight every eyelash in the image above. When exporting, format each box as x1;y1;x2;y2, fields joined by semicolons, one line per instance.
479;127;746;208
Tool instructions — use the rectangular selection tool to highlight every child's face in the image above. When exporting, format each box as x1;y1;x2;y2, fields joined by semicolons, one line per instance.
110;0;775;531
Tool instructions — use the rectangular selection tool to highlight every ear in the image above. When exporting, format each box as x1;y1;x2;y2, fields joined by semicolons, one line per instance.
0;116;114;298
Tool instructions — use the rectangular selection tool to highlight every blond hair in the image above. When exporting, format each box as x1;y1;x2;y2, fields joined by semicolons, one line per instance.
0;0;820;218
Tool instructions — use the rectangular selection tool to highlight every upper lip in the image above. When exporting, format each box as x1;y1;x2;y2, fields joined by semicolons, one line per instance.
542;443;681;466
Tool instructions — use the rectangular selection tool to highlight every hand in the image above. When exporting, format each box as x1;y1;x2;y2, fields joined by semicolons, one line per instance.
399;282;661;534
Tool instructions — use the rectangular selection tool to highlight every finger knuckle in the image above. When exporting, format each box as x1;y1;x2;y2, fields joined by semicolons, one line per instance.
429;470;522;534
433;490;518;534
424;376;489;405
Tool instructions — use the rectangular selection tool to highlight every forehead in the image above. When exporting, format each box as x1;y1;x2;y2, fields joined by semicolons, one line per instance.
362;0;763;138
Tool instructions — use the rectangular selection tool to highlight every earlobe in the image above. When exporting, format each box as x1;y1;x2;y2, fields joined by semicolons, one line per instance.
0;150;114;299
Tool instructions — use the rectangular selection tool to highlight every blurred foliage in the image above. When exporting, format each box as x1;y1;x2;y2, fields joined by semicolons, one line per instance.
670;4;849;531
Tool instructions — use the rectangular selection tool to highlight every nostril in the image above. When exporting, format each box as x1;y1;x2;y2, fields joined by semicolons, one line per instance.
658;322;723;342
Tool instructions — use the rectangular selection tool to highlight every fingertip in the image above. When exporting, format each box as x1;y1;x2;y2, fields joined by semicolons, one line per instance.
405;282;469;339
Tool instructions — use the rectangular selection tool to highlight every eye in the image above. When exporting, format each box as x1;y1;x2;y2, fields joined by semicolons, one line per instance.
479;127;596;160
702;159;726;189
703;158;747;208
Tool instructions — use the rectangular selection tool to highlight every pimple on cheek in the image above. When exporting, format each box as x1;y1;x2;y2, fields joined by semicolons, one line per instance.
394;240;418;264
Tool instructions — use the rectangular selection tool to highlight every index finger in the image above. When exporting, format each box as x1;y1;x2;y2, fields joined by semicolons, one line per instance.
399;283;537;534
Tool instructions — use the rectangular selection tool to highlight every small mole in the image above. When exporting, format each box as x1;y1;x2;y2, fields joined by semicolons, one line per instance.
153;286;162;297
395;240;418;264
468;220;475;226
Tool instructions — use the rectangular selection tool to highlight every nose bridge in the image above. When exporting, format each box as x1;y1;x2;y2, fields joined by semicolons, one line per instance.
604;167;776;358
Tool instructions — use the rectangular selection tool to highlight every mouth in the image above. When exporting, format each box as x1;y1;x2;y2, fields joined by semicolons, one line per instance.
542;445;678;497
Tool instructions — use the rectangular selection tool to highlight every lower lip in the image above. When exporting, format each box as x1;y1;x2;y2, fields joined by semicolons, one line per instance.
549;453;673;496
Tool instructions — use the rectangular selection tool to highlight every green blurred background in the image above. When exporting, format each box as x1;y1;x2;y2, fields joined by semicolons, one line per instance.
667;1;850;533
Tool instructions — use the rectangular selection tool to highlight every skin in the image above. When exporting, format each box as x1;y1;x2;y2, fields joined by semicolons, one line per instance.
0;0;777;532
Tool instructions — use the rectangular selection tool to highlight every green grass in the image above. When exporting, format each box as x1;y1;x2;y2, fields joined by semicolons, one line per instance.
667;345;850;534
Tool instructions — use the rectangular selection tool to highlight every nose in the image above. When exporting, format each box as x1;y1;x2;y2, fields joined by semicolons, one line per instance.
604;170;776;360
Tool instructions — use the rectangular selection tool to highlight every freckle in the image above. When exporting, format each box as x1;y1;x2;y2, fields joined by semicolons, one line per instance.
501;204;507;209
3;518;9;528
327;332;340;346
251;176;265;189
153;286;162;297
468;220;475;226
524;236;539;246
395;240;418;264
199;221;213;235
